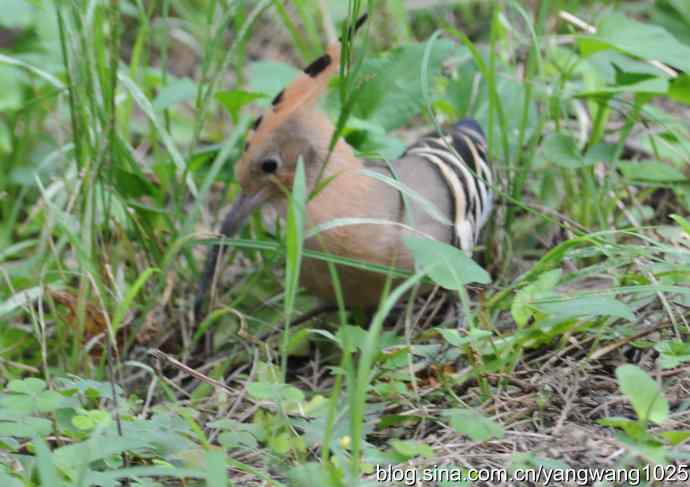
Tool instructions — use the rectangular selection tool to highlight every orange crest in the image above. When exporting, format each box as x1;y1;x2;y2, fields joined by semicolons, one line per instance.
242;14;368;156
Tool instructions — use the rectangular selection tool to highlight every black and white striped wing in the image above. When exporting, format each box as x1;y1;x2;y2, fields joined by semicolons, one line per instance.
406;119;493;252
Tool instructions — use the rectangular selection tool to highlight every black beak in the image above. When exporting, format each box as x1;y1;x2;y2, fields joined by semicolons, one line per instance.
194;190;269;320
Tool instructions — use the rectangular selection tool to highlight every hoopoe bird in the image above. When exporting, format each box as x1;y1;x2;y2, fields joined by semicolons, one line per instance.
195;17;493;316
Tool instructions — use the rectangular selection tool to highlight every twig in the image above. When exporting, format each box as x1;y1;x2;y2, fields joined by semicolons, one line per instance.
148;348;235;394
589;320;672;361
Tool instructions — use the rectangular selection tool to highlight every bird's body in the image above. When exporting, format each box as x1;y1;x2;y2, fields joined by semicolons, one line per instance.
195;16;493;315
289;117;490;308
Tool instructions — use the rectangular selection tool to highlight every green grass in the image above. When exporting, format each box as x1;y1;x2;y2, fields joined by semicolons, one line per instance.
1;0;690;485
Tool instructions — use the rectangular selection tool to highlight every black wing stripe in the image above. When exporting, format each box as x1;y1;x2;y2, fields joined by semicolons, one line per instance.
407;123;493;250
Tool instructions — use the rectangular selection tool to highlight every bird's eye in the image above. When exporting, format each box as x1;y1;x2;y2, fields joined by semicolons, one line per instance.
261;158;279;174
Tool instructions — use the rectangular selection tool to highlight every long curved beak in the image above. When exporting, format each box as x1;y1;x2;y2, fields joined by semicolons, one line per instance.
194;189;270;319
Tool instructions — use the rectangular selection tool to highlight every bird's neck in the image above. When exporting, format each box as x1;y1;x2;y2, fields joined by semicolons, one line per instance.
307;138;373;225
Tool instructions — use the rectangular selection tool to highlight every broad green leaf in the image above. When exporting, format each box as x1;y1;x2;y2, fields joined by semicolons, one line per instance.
617;161;686;183
334;324;369;352
652;0;690;47
654;340;690;369
536;296;635;322
329;41;454;131
152;78;197;110
343;116;407;159
597;417;647;439
437;328;492;347
445;409;504;442
671;214;690;236
218;431;258;450
2;0;34;29
248;61;300;105
584;142;617;165
578;77;668;97
0;415;52;437
0;473;22;487
660;431;690;446
112;167;155;198
511;269;561;327
669;74;690;105
540;133;586;168
616;364;669;424
246;382;305;403
34;436;62;487
586;51;675;83
390;439;433;459
205;448;229;487
53;434;161;471
578;14;690;73
215;90;267;123
404;235;491;289
0;119;10;154
287;462;333;487
8;377;46;394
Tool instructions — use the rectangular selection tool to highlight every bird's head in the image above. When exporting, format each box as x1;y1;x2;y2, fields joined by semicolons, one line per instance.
227;42;348;226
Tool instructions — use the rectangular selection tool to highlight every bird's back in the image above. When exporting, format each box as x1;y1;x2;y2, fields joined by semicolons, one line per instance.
391;117;493;252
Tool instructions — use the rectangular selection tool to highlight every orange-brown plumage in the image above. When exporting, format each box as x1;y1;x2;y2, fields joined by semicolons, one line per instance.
195;15;494;316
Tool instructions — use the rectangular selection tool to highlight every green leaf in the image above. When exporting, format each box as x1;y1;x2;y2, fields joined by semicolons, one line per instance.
246;382;305;403
511;269;561;327
152;78;197;110
671;214;690;236
218;431;258;450
205;448;229;487
34;436;62;487
248;61;300;105
112;167;156;198
330;41;454;131
578;77;669;97
0;473;22;487
436;328;492;347
8;377;46;394
215;90;267;123
445;409;505;442
583;142;617;165
390;439;434;459
404;236;491;289
287;462;333;487
616;364;669;424
669;74;690;105
654;340;690;369
72;415;96;430
334;324;369;352
659;430;690;446
0;119;11;154
536;296;635;322
1;0;34;29
540;133;586;168
0;415;52;437
617;161;687;183
578;14;690;73
597;417;647;439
